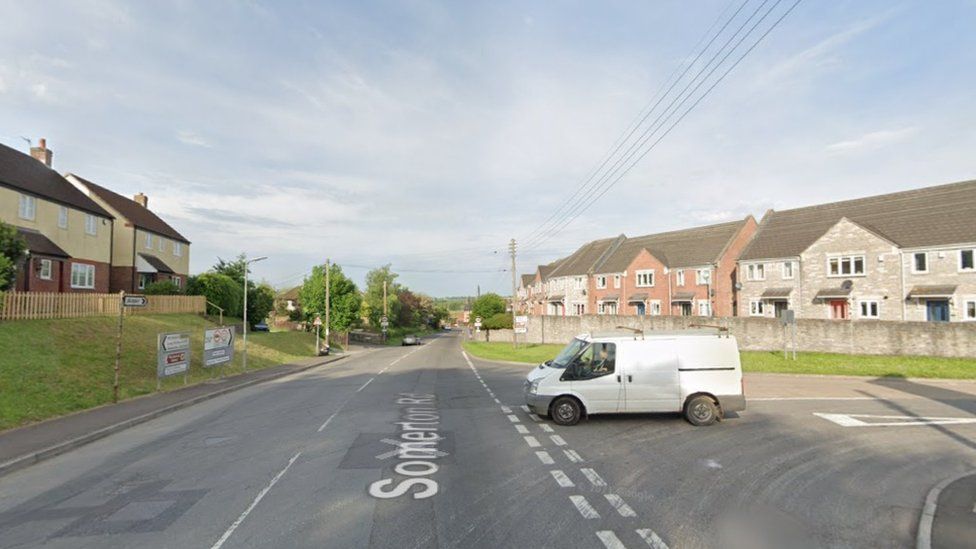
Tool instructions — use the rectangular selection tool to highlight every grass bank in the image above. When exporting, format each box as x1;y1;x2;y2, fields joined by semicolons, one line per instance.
0;314;319;431
461;341;976;379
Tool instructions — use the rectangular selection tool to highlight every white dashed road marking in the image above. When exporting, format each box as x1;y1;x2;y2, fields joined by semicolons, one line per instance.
515;425;529;434
520;405;530;413
550;434;567;446
581;468;607;488
636;528;670;549
536;451;555;465
528;413;542;422
570;495;601;519
524;436;541;448
605;494;637;517
501;406;512;413
539;424;555;433
317;411;339;433
356;377;374;392
564;449;584;463
550;470;575;488
596;531;627;549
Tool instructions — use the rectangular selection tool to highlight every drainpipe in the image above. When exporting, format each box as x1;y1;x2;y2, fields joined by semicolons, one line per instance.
131;226;138;293
666;268;672;317
899;250;906;321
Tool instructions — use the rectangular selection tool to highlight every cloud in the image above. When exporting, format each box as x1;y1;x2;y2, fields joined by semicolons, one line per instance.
176;130;212;148
825;127;918;154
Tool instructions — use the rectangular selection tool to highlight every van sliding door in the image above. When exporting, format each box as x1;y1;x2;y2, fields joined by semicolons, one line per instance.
622;340;680;413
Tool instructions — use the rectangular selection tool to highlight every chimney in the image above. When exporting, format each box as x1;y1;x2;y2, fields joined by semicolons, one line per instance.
30;137;53;167
133;193;148;208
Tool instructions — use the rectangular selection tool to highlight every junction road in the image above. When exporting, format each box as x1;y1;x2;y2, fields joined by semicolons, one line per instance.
1;332;974;548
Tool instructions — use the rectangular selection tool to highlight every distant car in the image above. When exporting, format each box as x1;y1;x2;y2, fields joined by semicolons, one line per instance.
252;322;270;332
443;325;452;331
401;334;421;346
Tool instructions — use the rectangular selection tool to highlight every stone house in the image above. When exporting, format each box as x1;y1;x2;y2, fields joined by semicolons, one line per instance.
738;179;976;322
542;236;623;316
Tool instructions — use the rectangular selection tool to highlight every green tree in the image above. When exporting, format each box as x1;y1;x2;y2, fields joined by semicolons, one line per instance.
144;280;183;295
298;263;361;332
471;293;506;323
186;273;243;317
363;264;401;328
248;283;276;327
0;222;27;291
213;254;248;286
208;254;274;326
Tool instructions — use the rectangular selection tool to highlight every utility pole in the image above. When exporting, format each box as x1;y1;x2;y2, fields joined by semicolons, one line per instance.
383;279;388;341
477;284;480;298
325;258;331;351
509;238;518;348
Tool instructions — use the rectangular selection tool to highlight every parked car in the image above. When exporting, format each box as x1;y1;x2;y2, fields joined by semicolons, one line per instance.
402;334;421;346
524;329;745;426
252;322;270;332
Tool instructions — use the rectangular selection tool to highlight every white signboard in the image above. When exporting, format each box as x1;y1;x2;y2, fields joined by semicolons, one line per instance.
203;326;235;367
123;295;148;307
514;315;528;334
157;332;191;378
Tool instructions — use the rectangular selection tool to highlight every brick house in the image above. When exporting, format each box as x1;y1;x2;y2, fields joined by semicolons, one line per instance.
543;237;623;316
737;179;976;322
68;175;191;293
0;140;114;292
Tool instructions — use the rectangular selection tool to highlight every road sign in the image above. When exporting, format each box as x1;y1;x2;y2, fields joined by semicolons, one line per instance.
123;295;148;307
514;315;528;334
380;316;389;328
474;316;482;329
313;316;323;327
203;326;235;367
157;332;190;378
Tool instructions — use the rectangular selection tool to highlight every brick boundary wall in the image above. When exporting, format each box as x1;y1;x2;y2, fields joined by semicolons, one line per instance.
472;315;976;359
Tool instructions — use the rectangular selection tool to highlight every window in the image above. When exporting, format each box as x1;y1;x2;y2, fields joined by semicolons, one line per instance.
566;342;616;380
635;269;655;287
859;300;880;319
698;301;711;316
158;237;165;252
597;301;617;315
574;277;584;290
746;263;765;281
782;261;794;279
85;214;97;236
70;263;95;289
572;303;585;315
828;255;865;277
695;269;710;285
596;275;607;289
138;273;151;290
174;242;183;257
38;259;52;280
613;274;621;289
649;300;662;315
676;270;685;286
18;194;36;220
913;252;928;273
58;206;68;229
961;249;975;272
173;276;182;288
749;300;765;316
145;233;153;249
964;299;976;321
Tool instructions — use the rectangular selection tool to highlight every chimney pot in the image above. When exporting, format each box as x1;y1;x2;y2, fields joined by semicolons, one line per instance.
133;193;148;208
30;137;53;167
39;138;46;149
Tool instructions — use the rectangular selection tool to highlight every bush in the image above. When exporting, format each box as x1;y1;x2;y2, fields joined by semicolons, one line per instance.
483;312;513;330
143;280;183;295
186;273;243;317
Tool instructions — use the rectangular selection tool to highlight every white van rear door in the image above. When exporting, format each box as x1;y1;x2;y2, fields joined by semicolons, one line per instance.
621;340;680;413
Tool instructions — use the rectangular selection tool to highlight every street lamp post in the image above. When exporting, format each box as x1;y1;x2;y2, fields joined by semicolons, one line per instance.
242;255;268;371
703;268;712;317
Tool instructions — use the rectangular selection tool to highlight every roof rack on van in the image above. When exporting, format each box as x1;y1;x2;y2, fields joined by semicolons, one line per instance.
687;323;730;337
614;326;644;340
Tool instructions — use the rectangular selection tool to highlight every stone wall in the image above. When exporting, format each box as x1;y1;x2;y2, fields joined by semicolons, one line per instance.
472;314;976;358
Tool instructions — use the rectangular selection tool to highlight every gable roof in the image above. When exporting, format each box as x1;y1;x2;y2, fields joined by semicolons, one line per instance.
520;274;535;287
138;253;175;274
17;227;70;258
548;235;624;277
70;174;190;244
598;218;750;272
0;143;112;218
740;179;976;260
538;260;561;281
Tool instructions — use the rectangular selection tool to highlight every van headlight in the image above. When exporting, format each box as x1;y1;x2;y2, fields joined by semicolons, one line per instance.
528;379;541;395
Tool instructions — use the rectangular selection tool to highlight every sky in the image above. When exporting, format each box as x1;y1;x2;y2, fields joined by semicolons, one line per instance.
2;0;975;296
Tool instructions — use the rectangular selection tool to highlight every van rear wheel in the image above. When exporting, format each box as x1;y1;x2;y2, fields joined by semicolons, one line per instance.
684;395;719;426
551;397;582;426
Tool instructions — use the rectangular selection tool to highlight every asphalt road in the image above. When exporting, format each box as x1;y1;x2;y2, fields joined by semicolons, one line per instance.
1;332;975;548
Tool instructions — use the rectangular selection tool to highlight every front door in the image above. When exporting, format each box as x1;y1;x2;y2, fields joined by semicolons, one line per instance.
830;300;849;320
634;302;646;316
927;300;950;322
679;303;692;316
566;342;622;414
774;301;789;318
621;340;680;413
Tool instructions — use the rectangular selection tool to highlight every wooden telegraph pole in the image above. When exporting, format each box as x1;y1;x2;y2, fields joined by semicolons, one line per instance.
510;238;518;348
325;258;331;351
113;290;125;403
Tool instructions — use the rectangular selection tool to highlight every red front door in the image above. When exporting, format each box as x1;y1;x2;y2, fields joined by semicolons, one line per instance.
830;300;849;320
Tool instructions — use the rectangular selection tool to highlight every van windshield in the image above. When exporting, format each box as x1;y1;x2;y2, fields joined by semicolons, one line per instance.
550;338;587;369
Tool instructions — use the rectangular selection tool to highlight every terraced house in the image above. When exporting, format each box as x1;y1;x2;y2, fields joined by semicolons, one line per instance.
69;175;190;293
542;236;623;316
0;140;114;293
737;179;976;322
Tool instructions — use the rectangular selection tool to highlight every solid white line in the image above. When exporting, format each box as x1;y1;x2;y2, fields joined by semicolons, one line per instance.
501;406;512;413
508;414;521;423
550;435;567;446
515;425;529;434
596;531;626;549
581;468;607;487
605;494;636;517
210;452;302;549
564;449;584;463
317;411;339;433
539;424;555;433
536;451;554;465
356;377;374;392
550;469;575;488
636;528;670;549
569;495;600;519
524;436;541;448
751;396;883;401
528;413;542;422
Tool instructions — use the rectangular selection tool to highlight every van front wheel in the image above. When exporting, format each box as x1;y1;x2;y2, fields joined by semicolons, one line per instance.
684;395;719;426
551;397;582;426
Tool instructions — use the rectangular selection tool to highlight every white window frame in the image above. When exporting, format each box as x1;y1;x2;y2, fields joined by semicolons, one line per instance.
697;301;711;316
174;242;183;257
695;269;709;285
858;299;880;319
676;270;685;286
596;275;607;289
960;249;975;272
173;276;182;288
18;194;36;220
635;269;655;288
70;263;95;289
58;206;68;229
613;274;621;289
572;302;585;315
649;300;662;316
145;233;153;249
912;252;928;274
749;299;765;316
158;237;165;252
746;263;765;281
782;261;795;280
963;298;976;321
84;214;97;236
38;259;52;280
827;254;866;277
574;277;584;290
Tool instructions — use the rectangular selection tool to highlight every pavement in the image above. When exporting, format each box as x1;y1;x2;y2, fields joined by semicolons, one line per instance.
0;332;974;548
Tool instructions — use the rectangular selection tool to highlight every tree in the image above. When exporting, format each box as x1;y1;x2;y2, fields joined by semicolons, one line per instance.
144;280;183;295
0;222;26;291
186;273;243;317
213;254;248;286
363;265;401;328
298;263;361;332
248;283;276;327
396;288;422;327
208;254;273;326
471;293;506;323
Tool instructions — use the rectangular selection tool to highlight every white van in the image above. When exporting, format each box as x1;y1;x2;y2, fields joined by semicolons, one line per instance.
523;329;745;426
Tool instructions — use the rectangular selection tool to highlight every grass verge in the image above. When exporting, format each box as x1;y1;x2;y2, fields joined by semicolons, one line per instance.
462;341;976;379
0;314;319;431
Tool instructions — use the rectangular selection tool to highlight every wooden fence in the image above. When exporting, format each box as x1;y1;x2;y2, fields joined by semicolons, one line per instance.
0;292;206;321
